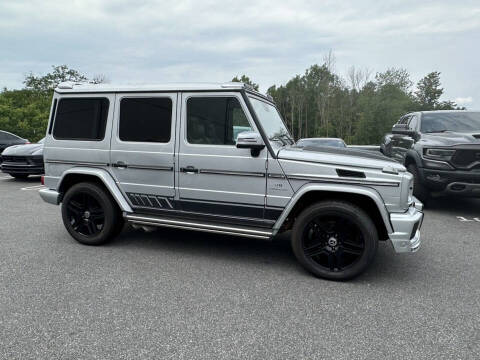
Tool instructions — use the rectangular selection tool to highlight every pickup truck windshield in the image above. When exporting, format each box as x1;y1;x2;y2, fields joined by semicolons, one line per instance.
421;112;480;133
248;97;294;145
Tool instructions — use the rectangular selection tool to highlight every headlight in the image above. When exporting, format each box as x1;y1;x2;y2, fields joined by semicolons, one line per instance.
423;148;455;160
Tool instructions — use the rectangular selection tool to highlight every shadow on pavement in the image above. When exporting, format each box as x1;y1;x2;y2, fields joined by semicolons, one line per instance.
426;195;480;216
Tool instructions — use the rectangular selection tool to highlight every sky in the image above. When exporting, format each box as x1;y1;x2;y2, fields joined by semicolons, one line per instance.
1;0;479;108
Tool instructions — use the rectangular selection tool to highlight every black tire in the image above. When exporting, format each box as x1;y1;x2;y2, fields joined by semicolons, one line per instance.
407;164;429;205
61;182;124;245
11;174;29;179
291;201;378;281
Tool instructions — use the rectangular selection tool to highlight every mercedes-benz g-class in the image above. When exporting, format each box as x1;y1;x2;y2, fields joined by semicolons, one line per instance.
39;82;423;280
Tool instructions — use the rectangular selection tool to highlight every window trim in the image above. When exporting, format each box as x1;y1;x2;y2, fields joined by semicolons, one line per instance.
184;93;256;147
117;96;174;144
48;98;58;135
52;97;110;141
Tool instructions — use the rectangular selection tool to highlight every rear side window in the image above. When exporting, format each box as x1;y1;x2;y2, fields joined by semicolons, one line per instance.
119;97;172;142
53;98;109;140
187;97;251;145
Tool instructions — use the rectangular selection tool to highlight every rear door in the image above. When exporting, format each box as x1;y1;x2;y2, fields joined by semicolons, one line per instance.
110;93;177;210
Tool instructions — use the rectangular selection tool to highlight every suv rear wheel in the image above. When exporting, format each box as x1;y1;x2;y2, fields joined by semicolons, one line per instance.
61;182;124;245
291;201;378;280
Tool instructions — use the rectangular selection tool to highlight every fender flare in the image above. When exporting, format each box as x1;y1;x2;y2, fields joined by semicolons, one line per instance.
405;149;423;168
57;167;133;213
272;183;393;235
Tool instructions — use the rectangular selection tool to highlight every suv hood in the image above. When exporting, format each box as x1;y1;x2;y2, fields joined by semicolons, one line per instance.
1;143;44;156
278;146;405;171
419;131;480;147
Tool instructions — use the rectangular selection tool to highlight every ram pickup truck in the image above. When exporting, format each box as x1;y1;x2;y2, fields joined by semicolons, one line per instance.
381;110;480;203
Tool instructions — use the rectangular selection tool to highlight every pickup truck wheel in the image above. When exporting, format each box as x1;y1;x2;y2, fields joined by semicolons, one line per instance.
407;164;429;205
61;182;123;245
291;201;378;281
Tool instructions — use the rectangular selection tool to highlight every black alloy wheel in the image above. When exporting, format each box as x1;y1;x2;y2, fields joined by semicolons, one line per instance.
61;182;123;245
292;201;378;280
302;215;365;272
66;192;105;237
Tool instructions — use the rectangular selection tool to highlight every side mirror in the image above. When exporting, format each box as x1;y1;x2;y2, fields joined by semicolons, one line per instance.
392;124;416;136
236;131;265;157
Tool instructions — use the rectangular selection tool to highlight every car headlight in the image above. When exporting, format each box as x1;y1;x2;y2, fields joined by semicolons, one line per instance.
423;148;455;161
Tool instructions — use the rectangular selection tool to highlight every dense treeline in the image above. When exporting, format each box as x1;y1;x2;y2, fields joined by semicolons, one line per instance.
1;61;460;144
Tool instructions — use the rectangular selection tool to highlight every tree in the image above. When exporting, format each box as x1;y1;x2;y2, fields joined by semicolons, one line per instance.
24;65;88;92
231;75;259;91
415;71;444;110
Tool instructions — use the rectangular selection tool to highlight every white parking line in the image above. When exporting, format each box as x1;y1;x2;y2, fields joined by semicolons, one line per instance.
457;216;480;222
21;185;45;191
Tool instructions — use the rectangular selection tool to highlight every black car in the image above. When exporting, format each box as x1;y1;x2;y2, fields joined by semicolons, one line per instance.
381;110;480;203
0;138;44;179
0;130;29;158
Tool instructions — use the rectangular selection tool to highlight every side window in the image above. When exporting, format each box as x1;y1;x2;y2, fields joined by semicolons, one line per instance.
408;115;418;131
0;132;6;140
187;97;252;145
53;98;109;140
119;97;172;143
399;115;410;125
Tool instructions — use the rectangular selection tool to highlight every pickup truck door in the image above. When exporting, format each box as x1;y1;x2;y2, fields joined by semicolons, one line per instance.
391;115;411;163
176;92;269;226
110;93;177;210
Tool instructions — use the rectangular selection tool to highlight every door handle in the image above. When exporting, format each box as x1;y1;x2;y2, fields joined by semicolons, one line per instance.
114;161;127;169
180;166;198;174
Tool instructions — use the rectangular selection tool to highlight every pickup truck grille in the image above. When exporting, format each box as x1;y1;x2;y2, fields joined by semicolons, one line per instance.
451;149;480;169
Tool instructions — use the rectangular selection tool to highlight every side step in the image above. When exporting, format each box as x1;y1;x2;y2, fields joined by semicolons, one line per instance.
124;213;274;239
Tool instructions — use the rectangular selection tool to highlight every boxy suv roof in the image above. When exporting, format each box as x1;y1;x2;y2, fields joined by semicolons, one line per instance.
39;81;424;281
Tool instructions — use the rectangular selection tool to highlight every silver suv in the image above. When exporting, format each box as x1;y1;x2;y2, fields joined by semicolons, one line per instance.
40;82;423;280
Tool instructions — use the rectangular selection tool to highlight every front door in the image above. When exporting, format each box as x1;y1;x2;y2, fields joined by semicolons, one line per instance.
110;93;177;210
177;92;268;224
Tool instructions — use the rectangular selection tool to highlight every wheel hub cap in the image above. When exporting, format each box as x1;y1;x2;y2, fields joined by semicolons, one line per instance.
327;237;338;247
83;211;91;219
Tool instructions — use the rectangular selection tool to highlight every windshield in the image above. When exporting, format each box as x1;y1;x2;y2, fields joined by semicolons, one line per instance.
248;97;293;146
421;112;480;133
38;138;45;144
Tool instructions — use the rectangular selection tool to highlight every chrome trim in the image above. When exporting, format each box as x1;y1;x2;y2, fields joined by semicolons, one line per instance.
199;169;265;177
113;164;173;171
45;160;108;167
267;173;286;179
286;174;400;187
125;214;273;239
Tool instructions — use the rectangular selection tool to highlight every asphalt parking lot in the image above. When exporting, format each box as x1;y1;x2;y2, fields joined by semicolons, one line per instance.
0;175;479;359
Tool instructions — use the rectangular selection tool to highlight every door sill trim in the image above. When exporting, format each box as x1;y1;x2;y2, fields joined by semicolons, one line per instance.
124;213;273;239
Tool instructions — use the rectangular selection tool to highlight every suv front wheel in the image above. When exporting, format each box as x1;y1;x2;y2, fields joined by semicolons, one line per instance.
291;201;378;280
61;182;124;245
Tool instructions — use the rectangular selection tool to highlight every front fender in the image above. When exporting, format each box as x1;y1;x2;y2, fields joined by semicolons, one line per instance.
58;167;132;212
272;183;393;235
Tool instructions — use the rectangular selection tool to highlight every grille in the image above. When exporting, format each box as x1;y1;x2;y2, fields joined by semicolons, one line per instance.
451;149;480;169
1;155;28;164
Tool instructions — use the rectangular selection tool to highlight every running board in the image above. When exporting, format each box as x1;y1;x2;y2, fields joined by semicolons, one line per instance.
124;213;274;239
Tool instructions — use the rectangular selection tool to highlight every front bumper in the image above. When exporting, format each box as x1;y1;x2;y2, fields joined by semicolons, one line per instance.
1;157;44;175
39;188;60;205
389;199;424;253
420;167;480;196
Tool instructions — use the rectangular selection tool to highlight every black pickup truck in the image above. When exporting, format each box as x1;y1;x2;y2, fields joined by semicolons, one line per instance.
381;110;480;203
